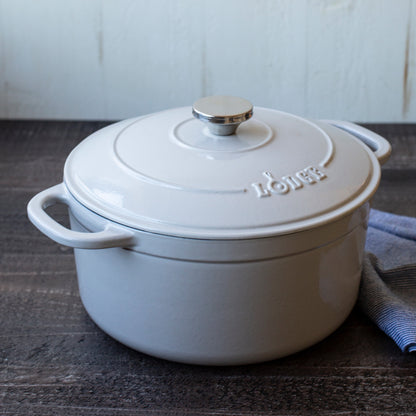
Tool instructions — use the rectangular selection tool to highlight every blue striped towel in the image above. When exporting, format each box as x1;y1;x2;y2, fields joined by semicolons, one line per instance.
359;209;416;353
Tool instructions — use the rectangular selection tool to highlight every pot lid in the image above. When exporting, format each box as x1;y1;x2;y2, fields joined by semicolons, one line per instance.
64;96;383;239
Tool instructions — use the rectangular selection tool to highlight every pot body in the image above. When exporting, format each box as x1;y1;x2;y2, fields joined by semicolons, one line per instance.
27;109;391;365
68;201;368;365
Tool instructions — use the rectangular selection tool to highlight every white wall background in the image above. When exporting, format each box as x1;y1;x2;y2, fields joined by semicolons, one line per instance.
0;0;415;121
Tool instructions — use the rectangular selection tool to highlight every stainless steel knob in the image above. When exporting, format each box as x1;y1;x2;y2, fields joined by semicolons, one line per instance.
192;96;253;136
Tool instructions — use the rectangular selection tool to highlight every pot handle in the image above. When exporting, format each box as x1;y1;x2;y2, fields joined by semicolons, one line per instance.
323;120;391;165
27;183;135;249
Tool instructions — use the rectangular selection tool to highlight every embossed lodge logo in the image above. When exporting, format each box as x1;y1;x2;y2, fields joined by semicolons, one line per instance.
251;166;327;198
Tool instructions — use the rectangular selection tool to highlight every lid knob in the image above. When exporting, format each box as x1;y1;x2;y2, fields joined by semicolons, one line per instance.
192;96;253;136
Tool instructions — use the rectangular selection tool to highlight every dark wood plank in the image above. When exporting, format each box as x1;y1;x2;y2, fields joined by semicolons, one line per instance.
372;169;416;216
1;121;415;415
364;123;416;170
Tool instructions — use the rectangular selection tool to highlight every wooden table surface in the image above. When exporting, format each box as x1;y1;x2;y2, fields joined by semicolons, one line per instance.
1;121;416;415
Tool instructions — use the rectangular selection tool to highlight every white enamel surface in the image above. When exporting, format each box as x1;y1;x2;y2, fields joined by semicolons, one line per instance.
27;183;135;249
64;106;383;239
65;187;369;259
324;120;392;165
70;210;366;365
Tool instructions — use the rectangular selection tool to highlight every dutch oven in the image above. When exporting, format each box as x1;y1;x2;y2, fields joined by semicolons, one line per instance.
27;96;391;365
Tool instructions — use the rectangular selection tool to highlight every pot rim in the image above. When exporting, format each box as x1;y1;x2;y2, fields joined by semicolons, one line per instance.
67;187;370;261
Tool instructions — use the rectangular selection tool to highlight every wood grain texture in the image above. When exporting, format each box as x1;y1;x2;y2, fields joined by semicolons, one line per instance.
0;0;415;121
0;121;416;415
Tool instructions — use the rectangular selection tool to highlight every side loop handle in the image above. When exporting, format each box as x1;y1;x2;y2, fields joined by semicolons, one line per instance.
27;183;135;249
323;120;392;165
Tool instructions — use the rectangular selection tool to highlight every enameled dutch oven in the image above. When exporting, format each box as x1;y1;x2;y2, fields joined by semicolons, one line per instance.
27;96;391;365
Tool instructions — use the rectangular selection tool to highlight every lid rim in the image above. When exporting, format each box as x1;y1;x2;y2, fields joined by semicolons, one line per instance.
64;161;380;240
63;108;382;240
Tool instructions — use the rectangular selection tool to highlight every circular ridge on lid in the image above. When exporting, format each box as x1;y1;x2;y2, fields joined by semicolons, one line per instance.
63;105;380;239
